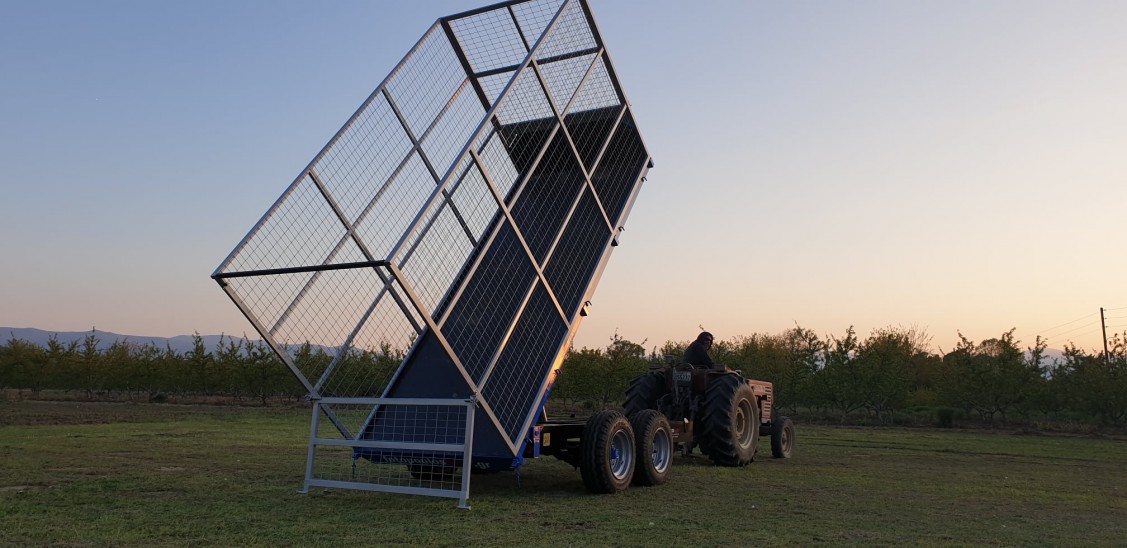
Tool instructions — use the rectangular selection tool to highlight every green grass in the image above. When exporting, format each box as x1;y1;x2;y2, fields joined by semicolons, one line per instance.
2;401;1125;546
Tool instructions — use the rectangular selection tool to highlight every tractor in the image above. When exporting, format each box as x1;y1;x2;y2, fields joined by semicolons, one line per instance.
614;363;795;487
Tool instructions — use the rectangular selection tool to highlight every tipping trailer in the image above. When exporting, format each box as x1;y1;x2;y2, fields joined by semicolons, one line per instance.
213;0;654;506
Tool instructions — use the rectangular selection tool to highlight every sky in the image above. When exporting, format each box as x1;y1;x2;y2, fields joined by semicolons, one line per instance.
1;0;1125;356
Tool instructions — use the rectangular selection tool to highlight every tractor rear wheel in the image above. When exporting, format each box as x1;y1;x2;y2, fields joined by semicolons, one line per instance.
580;410;635;493
630;409;672;486
771;416;795;458
623;370;666;417
700;374;759;467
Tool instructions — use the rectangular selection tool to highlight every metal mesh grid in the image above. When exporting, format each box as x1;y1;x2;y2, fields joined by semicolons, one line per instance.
315;94;415;225
398;202;476;316
543;187;610;318
491;68;556;127
417;83;487;183
353;152;438;260
393;158;501;319
225;175;352;274
478;71;516;106
268;268;389;348
449;8;529;75
384;27;467;140
509;0;563;49
320;279;422;398
537;52;597;114
445;158;499;242
441;221;538;383
532;0;596;61
214;0;651;485
474;127;528;201
310;402;469;495
590;112;648;225
566;55;619;114
481;282;567;442
563;107;618;175
508;132;585;263
313;446;466;493
563;58;622;169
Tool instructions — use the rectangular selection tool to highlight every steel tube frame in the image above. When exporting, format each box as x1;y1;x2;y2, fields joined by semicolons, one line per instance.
302;397;476;509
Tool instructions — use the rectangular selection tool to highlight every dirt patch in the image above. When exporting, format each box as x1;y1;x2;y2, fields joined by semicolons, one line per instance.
0;485;46;493
0;399;305;427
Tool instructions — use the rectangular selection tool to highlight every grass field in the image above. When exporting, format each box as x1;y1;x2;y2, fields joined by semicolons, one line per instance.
2;400;1125;546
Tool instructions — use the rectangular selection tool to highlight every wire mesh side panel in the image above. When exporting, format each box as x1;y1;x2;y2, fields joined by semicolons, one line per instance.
217;263;420;390
480;281;568;441
212;21;491;398
318;273;424;398
213;0;653;473
307;400;473;508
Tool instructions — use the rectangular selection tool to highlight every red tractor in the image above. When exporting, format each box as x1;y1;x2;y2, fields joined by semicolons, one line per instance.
615;364;795;487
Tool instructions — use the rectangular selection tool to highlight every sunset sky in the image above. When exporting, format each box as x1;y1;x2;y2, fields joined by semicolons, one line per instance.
1;0;1124;355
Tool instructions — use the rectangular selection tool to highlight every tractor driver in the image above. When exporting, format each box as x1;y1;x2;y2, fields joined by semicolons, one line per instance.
684;331;718;369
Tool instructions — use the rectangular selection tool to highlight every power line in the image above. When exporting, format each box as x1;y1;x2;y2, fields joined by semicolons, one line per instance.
1068;328;1103;339
1041;328;1104;348
1045;321;1100;338
1033;313;1098;337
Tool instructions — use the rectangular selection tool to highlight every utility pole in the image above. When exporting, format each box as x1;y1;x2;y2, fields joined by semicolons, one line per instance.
1101;307;1110;362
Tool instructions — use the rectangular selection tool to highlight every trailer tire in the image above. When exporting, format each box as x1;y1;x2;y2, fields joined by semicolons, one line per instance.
630;409;672;486
700;374;759;467
581;410;635;494
624;371;666;417
771;416;795;458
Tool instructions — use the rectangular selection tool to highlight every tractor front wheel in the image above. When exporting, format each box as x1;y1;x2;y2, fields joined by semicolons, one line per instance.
580;410;635;493
771;416;795;458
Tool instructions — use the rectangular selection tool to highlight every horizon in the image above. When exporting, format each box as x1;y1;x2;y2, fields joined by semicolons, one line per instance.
0;324;1111;358
1;1;1124;357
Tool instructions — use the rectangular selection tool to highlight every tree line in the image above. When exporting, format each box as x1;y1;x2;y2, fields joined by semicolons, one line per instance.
0;333;385;404
2;327;1124;427
552;327;1127;427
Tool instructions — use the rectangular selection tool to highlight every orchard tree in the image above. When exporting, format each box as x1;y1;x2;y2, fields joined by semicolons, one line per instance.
603;334;650;404
184;333;216;395
77;330;103;398
777;325;824;413
816;326;866;421
2;337;46;398
854;326;924;421
555;347;606;406
43;335;79;393
1055;334;1127;424
940;329;1046;424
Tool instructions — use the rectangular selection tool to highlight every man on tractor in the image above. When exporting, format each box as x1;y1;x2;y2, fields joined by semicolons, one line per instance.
684;331;719;369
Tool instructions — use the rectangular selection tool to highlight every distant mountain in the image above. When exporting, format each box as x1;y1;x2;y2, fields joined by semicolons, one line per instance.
0;326;1074;366
1038;347;1067;365
0;327;259;355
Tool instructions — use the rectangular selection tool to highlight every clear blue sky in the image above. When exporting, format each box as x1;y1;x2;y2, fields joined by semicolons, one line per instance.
2;0;1125;354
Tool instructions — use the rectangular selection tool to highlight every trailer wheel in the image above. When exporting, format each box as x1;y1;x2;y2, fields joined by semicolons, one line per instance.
624;370;666;417
700;374;759;467
630;409;672;486
771;416;795;458
581;410;635;493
